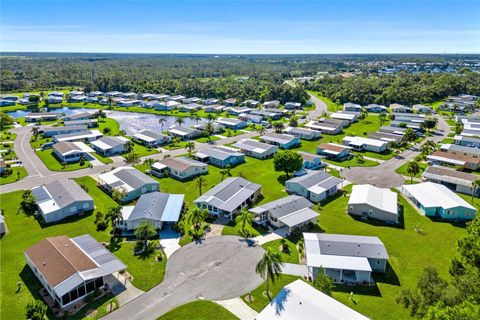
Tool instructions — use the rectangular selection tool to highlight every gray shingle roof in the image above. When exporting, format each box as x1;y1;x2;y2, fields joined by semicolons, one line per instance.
233;139;276;153
261;133;297;145
32;179;92;209
127;192;183;222
114;168;157;189
287;171;343;190
250;195;313;219
304;233;389;259
195;146;244;161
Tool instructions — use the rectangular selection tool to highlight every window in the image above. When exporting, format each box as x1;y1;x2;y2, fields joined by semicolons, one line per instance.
83;203;90;209
78;286;86;297
94;277;104;288
86;280;95;293
70;289;79;302
70;206;77;213
141;187;146;193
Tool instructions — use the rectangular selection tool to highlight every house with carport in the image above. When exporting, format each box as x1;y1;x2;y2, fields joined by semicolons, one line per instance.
194;146;245;168
285;171;343;203
348;184;399;224
232;139;278;159
148;156;208;180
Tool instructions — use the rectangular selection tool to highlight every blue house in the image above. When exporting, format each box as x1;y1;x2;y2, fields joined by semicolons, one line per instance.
294;152;325;176
194;146;245;168
400;182;477;221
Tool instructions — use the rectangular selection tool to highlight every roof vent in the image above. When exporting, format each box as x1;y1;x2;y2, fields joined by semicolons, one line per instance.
43;261;46;266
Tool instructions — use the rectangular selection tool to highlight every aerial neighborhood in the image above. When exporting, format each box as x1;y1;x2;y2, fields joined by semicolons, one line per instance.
0;54;479;320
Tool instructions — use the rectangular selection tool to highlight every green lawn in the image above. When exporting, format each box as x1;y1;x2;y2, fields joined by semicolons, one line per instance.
0;166;27;185
221;129;245;138
30;136;52;150
74;176;167;291
313;190;468;320
112;241;166;291
324;157;378;168
35;149;90;171
90;152;114;164
221;221;265;237
0;190;110;319
136;156;289;245
241;275;301;312
395;161;428;178
98;118;121;136
0;130;16;141
261;238;299;264
195;135;220;143
157;301;239;320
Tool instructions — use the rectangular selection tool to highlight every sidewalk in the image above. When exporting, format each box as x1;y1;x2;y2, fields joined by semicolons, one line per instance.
251;227;289;245
215;298;258;320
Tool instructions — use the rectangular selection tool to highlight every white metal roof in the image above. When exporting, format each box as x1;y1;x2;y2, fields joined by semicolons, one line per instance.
278;207;319;227
401;182;475;210
307;254;372;272
348;184;398;215
330;112;357;121
256;280;369;320
343;136;387;148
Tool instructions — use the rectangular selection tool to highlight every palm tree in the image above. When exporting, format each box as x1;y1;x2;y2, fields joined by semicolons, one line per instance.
108;96;113;109
256;125;266;135
185;141;196;156
220;168;228;181
235;208;253;237
158;116;167;133
134;221;157;250
195;175;207;195
255;249;283;301
97;109;105;119
143;157;155;167
175;117;185;126
124;140;135;153
207;114;215;122
105;206;122;234
273;122;284;133
471;180;480;202
203;122;215;142
193;114;201;124
379;113;387;126
187;206;208;238
407;160;420;183
31;126;40;140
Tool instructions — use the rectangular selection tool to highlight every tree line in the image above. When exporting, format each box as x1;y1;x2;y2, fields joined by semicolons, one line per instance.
305;72;480;106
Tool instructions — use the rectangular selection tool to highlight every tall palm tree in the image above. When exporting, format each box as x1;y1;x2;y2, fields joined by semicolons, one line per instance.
187;206;208;238
255;249;283;301
134;221;157;250
108;96;113;109
143;157;155;167
158;116;167;133
407;160;420;183
235;208;253;237
31;126;40;140
105;206;122;234
175;117;185;126
256;125;266;135
379;113;387;126
207;114;215;122
185;141;196;156
203;122;215;142
273;122;284;133
124;140;135;153
195;175;207;195
472;180;480;202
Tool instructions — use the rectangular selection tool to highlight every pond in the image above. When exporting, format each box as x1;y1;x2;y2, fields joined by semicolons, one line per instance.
7;107;206;135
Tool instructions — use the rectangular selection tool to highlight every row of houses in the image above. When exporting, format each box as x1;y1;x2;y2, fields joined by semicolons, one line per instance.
343;102;433;114
427;141;480;171
439;94;478;113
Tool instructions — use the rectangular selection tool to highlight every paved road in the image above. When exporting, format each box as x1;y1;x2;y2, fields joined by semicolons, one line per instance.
306;92;328;118
341;116;450;188
103;236;264;320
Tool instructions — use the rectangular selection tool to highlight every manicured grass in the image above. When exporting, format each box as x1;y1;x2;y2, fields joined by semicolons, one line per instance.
30;136;52;149
157;301;239;320
0;190;111;319
440;137;454;144
195;135;220;143
324;157;378;168
71;295;118;320
112;241;166;291
75;176;167;291
261;238;299;264
98;118;121;136
136;156;289;245
127;140;159;157
0;166;27;185
241;275;301;312
221;129;246;137
35;149;90;171
90;152;113;164
395;160;428;178
0;130;16;141
221;221;265;237
313;190;467;319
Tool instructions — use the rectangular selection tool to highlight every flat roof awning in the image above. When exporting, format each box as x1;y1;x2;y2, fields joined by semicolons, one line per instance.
279;208;319;228
428;155;466;166
307;254;372;272
161;194;184;222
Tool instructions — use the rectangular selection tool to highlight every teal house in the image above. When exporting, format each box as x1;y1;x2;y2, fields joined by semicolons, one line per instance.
400;182;477;221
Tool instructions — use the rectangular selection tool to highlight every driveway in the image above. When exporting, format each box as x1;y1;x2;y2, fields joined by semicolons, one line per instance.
102;236;265;320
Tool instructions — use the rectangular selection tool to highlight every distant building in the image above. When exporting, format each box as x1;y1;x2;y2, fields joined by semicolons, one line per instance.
285;102;302;110
343;103;362;112
216;117;248;130
167;125;201;140
390;103;412;113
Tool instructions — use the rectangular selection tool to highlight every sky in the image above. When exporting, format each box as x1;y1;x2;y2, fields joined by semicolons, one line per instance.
1;0;479;54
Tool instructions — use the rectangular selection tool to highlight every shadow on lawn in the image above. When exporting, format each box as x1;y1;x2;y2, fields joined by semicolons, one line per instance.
19;265;57;319
349;204;406;230
374;261;401;286
334;282;382;297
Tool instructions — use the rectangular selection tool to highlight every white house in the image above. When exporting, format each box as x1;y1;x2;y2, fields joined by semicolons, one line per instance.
98;167;159;202
342;136;388;153
330;112;359;123
132;130;171;146
249;195;318;233
194;177;261;219
284;127;321;140
167;125;201;140
255;280;368;320
118;192;184;233
348;184;399;224
91;136;130;156
31;179;94;224
285;171;343;203
232;139;278;159
52;141;93;163
215;117;247;130
53;130;103;143
343;102;362;112
148;156;208;180
303;233;389;284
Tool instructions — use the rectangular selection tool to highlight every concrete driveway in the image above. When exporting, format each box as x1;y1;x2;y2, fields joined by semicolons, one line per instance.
103;236;265;320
